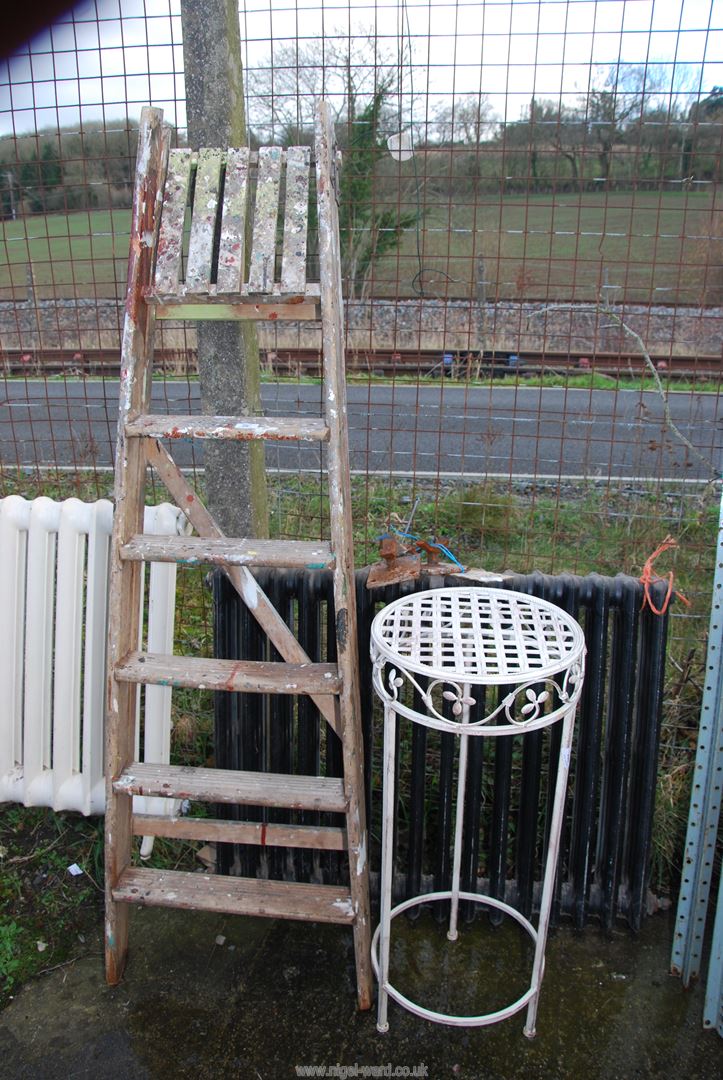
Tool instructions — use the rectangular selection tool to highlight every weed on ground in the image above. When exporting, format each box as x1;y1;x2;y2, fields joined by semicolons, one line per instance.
0;806;104;1008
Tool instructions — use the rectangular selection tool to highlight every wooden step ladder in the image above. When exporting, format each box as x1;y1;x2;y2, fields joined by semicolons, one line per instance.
105;104;372;1009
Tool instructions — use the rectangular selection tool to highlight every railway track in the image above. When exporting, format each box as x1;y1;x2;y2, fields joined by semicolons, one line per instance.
1;346;721;379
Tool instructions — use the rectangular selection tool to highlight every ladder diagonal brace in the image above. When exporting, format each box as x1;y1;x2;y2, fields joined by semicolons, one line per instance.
145;439;340;736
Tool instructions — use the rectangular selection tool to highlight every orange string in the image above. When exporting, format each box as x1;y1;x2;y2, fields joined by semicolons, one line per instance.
639;535;691;615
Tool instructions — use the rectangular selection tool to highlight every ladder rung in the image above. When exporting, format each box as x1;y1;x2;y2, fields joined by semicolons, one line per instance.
115;652;341;695
151;299;320;322
146;284;321;301
114;763;347;812
126;414;329;442
132;814;347;851
148;284;321;302
112;867;355;924
121;535;335;570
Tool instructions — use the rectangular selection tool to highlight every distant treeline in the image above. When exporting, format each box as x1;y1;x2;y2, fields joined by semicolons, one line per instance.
0;120;140;218
1;87;721;218
415;88;723;197
279;82;723;197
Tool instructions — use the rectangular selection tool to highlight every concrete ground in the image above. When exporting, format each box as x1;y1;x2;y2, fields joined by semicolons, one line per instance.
0;904;720;1080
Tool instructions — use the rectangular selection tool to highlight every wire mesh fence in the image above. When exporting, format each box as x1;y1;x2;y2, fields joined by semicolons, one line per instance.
0;0;721;894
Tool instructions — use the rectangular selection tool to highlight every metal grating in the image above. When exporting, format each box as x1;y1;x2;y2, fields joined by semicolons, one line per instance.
371;586;584;682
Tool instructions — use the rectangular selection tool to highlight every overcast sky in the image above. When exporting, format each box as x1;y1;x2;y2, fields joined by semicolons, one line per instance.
0;0;721;137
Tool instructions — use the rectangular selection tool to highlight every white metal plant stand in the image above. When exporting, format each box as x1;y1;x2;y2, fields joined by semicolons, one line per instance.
370;587;586;1035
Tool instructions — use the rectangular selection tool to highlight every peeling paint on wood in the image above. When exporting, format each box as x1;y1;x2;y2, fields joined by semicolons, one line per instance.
110;106;372;1006
186;148;223;293
120;534;334;569
115;651;342;695
126;413;329;442
114;761;347;809
131;814;347;850
112;866;356;923
357;830;367;874
216;146;250;294
154;149;192;294
280;146;311;296
153;300;319;321
147;283;320;302
248;146;282;294
315;100;373;1008
106;105;170;991
212;145;249;295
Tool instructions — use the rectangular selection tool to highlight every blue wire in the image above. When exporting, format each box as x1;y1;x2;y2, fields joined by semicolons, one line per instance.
429;542;466;572
388;527;466;572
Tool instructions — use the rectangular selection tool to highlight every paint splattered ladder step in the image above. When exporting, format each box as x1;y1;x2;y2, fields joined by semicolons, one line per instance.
114;652;341;695
113;762;347;812
120;535;335;570
112;867;355;923
124;414;329;442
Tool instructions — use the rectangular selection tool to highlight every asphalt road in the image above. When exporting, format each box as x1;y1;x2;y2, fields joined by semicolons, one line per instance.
1;378;721;482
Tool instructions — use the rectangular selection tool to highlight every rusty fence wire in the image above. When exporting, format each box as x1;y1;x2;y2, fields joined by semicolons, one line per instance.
0;0;721;893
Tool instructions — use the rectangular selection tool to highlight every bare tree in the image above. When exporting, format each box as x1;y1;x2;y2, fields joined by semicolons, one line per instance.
497;98;587;190
245;32;403;144
430;95;497;146
583;65;648;183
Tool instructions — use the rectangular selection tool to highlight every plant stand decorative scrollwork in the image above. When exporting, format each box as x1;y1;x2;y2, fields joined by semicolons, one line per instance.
370;586;586;1035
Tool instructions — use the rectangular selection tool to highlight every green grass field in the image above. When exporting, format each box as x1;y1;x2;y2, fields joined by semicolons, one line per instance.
372;190;722;303
1;190;720;304
0;208;130;298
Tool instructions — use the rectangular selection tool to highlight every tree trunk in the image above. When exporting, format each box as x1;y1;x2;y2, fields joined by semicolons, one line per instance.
181;0;268;538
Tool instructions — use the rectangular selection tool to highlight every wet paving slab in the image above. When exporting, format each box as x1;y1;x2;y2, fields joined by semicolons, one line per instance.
0;906;720;1080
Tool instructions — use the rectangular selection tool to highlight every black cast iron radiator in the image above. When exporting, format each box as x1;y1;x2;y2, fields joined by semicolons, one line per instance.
213;569;669;931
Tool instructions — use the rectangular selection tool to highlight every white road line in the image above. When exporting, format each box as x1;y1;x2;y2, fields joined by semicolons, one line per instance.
16;464;719;487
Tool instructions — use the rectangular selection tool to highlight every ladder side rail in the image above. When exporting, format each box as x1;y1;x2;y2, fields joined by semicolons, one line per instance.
315;101;373;1010
136;503;186;859
105;106;171;986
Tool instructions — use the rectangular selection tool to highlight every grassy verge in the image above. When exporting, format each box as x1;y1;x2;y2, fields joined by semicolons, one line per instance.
347;371;723;393
7;370;720;393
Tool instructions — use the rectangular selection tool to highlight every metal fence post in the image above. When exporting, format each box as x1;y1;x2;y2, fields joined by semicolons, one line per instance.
671;487;723;1031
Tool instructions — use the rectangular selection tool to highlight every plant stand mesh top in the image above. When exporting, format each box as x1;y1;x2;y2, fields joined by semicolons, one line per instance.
371;587;585;684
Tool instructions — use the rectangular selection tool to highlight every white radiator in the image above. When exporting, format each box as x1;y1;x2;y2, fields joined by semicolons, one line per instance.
0;497;186;816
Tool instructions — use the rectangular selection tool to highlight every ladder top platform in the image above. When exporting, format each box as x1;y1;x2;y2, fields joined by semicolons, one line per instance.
148;144;326;319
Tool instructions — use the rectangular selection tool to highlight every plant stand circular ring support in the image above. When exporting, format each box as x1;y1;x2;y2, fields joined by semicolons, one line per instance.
371;890;542;1028
370;586;586;1036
